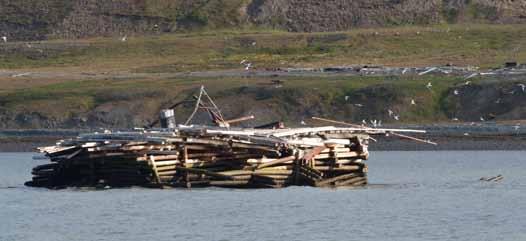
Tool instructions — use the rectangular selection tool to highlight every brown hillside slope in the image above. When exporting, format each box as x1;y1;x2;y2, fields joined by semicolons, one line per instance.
1;0;526;40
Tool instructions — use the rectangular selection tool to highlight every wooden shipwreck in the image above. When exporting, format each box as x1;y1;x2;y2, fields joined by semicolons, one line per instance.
26;87;433;189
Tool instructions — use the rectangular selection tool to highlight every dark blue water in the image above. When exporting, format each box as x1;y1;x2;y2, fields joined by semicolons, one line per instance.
1;151;525;241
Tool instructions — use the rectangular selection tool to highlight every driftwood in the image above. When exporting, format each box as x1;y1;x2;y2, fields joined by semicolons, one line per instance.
26;123;430;189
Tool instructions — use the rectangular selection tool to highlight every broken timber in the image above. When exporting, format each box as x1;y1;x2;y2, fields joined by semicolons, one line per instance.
25;125;426;189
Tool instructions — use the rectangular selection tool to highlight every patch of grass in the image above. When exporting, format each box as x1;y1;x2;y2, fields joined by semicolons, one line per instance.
1;24;525;71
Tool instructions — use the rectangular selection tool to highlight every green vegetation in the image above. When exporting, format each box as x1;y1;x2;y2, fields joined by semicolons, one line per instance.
1;24;525;71
0;73;474;127
0;24;525;128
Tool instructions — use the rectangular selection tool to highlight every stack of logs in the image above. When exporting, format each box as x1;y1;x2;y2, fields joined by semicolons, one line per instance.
26;126;370;189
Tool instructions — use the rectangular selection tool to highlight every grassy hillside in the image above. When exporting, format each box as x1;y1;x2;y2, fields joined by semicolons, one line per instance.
1;24;525;71
0;24;525;129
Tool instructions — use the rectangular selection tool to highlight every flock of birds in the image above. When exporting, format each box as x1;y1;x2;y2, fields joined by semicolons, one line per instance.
337;69;525;132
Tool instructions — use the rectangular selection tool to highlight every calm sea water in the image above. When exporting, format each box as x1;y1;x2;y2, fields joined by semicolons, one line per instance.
1;151;525;241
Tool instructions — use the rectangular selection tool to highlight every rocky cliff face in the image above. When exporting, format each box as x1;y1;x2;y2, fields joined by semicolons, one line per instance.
1;0;526;40
248;0;526;32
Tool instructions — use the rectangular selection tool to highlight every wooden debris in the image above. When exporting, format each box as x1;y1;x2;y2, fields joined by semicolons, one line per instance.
25;126;382;189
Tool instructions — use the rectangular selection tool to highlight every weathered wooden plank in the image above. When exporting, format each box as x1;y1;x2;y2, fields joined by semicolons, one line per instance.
315;173;361;187
257;156;296;169
175;167;234;180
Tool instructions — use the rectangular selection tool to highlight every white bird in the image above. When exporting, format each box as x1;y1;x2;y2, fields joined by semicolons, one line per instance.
393;115;400;121
120;35;127;42
402;68;409;75
354;103;363;107
452;118;459;121
388;109;394;117
240;59;247;65
300;120;307;126
244;63;252;70
426;82;433;90
453;89;459;95
495;98;502;104
362;119;367;125
480;117;485;122
370;120;377;127
464;81;472;86
411;99;416;105
251;41;257;46
463;132;470;136
377;120;382;127
518;84;525;92
514;125;520;131
344;96;350;101
1;36;6;43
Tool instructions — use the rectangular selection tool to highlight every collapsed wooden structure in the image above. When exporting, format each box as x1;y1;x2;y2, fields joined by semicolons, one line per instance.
26;87;433;189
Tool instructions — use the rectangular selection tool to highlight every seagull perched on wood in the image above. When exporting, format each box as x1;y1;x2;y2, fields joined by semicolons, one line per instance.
1;36;6;43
